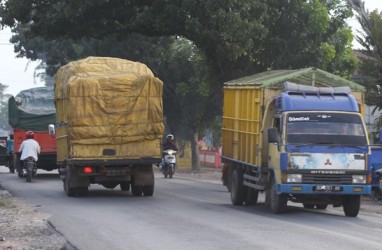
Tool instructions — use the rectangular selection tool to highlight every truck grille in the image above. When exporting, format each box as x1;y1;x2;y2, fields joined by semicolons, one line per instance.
302;174;353;184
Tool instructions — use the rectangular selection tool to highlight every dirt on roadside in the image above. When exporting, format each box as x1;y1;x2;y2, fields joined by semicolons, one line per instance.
0;188;70;250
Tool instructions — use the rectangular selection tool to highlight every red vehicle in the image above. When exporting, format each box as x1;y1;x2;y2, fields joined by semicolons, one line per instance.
13;129;57;171
8;86;57;174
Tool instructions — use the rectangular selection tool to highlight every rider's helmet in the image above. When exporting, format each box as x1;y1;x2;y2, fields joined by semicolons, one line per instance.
26;131;34;139
166;134;174;143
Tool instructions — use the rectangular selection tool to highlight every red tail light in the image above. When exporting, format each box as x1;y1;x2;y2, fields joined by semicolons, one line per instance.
83;166;93;174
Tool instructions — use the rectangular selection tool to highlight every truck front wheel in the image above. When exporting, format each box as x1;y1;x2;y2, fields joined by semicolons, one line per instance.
230;168;246;205
342;195;360;217
268;175;287;213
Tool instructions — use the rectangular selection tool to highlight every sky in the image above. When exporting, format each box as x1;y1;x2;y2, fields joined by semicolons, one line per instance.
0;1;381;97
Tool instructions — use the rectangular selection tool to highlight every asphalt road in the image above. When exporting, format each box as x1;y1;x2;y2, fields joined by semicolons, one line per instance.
1;166;382;250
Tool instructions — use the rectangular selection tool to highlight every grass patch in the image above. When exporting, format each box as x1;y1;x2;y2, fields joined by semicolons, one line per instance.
0;198;16;208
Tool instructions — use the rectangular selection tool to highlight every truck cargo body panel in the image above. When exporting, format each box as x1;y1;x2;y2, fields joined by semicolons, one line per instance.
60;157;162;166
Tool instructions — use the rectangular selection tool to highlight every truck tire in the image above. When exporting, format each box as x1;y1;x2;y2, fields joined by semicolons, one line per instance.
268;175;287;213
245;188;259;206
230;168;246;205
77;186;89;196
132;185;143;196
64;165;77;197
315;204;328;210
120;182;130;191
303;204;314;209
342;195;360;217
143;185;154;196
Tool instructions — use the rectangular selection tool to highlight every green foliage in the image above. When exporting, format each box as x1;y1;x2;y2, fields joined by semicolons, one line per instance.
0;83;12;131
347;0;382;131
1;0;357;80
0;1;361;167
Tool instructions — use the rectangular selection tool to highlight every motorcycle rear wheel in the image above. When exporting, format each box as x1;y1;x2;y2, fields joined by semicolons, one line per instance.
26;169;32;182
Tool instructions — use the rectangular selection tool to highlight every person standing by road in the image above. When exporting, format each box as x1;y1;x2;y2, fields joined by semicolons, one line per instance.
6;134;15;173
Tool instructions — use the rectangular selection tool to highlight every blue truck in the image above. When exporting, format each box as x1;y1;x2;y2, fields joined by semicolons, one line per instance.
221;68;371;217
370;130;382;198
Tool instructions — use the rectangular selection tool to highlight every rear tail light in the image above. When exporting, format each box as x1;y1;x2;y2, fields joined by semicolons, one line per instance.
83;166;93;174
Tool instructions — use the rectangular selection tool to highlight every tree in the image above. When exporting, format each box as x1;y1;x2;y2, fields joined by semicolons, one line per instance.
347;0;382;131
156;38;221;170
0;83;12;131
1;0;359;168
1;0;357;80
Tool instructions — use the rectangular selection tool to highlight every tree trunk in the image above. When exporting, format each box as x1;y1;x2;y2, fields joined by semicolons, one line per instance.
191;127;200;171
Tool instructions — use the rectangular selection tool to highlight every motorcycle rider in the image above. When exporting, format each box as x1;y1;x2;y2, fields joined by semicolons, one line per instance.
19;131;41;172
161;134;178;171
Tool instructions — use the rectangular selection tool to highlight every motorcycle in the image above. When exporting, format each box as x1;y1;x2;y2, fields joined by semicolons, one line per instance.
162;149;177;178
22;156;37;182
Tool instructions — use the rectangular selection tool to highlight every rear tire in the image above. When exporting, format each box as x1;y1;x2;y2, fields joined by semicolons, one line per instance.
315;204;328;210
132;185;143;196
77;186;89;196
303;204;314;209
26;169;32;182
245;188;259;206
143;185;154;196
230;168;246;205
343;195;360;217
64;165;76;197
120;182;130;191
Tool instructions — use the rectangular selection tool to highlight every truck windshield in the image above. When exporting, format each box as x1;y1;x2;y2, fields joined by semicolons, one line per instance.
286;112;367;145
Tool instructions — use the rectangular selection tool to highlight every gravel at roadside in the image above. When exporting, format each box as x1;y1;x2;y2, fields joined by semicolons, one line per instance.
0;188;71;250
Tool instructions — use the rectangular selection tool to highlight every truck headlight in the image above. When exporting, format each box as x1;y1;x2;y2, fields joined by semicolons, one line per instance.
352;175;367;184
287;174;302;183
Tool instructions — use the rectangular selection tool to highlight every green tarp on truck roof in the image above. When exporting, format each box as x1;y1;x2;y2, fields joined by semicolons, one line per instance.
8;86;56;132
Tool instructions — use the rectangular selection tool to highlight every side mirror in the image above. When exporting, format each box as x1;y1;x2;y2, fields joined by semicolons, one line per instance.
268;127;278;143
379;128;382;143
48;124;55;136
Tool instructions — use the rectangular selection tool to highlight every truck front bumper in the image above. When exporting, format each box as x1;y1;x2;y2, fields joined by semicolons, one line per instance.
278;184;371;195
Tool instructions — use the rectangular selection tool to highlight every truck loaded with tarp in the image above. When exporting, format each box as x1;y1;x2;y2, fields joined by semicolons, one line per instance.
50;56;164;197
8;86;57;174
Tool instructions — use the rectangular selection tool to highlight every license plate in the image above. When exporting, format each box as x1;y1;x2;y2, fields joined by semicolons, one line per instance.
315;185;342;192
106;169;124;176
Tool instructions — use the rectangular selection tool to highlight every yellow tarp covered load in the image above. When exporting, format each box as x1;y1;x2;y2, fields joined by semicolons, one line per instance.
54;57;164;160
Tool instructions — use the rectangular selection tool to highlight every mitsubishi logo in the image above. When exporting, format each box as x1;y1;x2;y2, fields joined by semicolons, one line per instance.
324;159;332;165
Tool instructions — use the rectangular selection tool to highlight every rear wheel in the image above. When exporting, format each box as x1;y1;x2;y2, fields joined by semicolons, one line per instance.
268;175;287;213
143;185;154;196
315;204;328;210
26;168;32;182
245;188;259;206
303;204;314;209
120;182;130;191
132;185;143;196
230;168;246;205
77;186;89;196
64;165;76;197
343;195;360;217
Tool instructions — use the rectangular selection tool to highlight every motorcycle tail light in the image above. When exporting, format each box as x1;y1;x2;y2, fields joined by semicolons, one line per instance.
83;166;93;174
